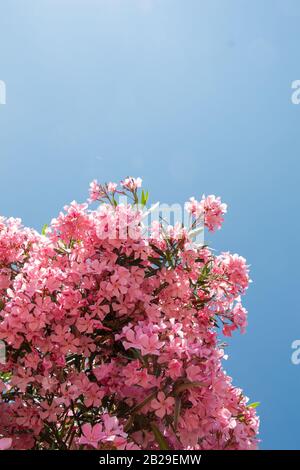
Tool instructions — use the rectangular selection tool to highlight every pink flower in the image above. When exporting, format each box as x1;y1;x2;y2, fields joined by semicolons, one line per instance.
232;301;248;334
151;392;175;418
107;267;130;296
168;359;182;379
84;383;104;408
121;177;142;191
40;401;61;422
78;416;127;449
93;363;114;381
107;182;117;193
0;438;12;450
78;423;104;449
218;407;231;426
185;197;202;218
222;324;236;337
89;180;105;201
118;323;164;356
186;364;202;382
102;414;127;442
201;195;227;232
217;252;250;295
0;272;10;290
11;368;32;393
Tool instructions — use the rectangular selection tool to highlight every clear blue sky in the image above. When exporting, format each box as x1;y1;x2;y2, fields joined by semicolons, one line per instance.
1;0;300;449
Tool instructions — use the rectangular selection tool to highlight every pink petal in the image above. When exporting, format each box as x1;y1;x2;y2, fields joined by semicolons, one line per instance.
81;423;93;439
155;408;165;419
0;438;12;450
91;423;103;440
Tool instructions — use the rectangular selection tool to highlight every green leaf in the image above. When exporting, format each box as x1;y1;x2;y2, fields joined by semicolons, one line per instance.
129;389;158;415
173;396;181;431
144;190;149;204
174;380;206;395
247;401;260;409
151;245;166;257
150;422;170;450
148;256;162;267
0;371;12;382
41;224;48;236
141;190;149;207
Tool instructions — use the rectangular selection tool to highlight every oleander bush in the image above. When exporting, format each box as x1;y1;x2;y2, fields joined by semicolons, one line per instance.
0;177;259;450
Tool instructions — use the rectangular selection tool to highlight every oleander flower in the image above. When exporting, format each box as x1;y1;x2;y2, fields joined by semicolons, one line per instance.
151;392;175;418
0;438;12;450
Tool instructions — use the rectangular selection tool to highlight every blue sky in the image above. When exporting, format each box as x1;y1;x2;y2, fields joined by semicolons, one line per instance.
1;0;300;449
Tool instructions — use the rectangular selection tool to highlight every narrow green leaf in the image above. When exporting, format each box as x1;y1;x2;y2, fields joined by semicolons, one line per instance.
144;190;149;205
174;380;207;395
148;256;163;267
123;415;134;433
141;189;149;207
247;401;260;409
41;224;48;236
151;245;166;257
150;422;170;450
174;395;181;431
129;389;158;415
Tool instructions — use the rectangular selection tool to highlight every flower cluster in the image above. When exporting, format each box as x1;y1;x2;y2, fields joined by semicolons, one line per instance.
0;178;259;450
185;194;227;232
